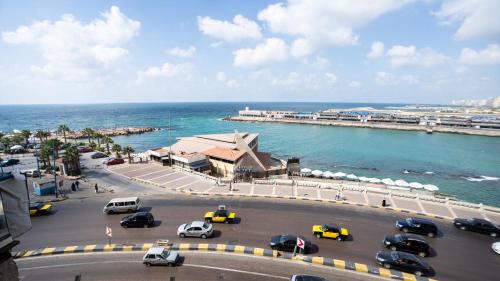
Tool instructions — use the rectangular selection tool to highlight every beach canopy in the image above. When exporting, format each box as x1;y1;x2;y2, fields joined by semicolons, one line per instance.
333;172;346;178
423;184;439;191
311;170;323;177
409;182;424;189
12;129;21;134
10;145;23;150
368;177;382;183
346;174;358;180
300;168;312;173
382;178;395;186
394;179;409;187
358;176;370;182
322;171;334;178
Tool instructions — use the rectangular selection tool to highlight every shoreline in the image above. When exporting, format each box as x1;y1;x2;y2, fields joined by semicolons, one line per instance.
225;116;500;137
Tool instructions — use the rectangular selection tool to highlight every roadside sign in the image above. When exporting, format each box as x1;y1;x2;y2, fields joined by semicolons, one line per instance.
297;237;305;249
106;226;112;237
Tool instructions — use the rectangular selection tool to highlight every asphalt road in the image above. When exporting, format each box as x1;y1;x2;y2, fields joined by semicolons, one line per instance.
17;193;500;281
17;252;380;281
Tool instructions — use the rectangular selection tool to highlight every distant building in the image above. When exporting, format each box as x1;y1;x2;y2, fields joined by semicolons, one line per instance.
146;132;286;178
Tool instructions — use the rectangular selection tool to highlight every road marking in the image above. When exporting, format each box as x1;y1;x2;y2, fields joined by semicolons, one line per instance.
161;175;189;185
175;180;199;191
182;264;288;279
148;171;179;181
120;166;152;174
272;185;276;196
135;170;168;179
316;189;321;200
250;184;255;195
204;185;216;193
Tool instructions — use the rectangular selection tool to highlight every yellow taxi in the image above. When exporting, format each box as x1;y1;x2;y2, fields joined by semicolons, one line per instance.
29;202;53;216
204;205;236;223
312;223;349;241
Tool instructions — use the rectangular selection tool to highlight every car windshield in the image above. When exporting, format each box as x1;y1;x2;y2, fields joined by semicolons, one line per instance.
405;218;414;226
203;222;209;229
394;234;403;242
390;252;400;260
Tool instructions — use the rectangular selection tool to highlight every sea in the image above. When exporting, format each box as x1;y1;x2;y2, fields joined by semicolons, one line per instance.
1;102;499;207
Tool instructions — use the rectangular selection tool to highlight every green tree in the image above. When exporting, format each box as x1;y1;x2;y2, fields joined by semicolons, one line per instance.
112;144;122;158
35;130;50;142
63;145;81;176
20;129;31;146
102;136;114;154
82;128;94;144
11;134;25;146
89;141;98;150
94;132;104;147
122;146;135;163
58;124;70;143
44;139;63;158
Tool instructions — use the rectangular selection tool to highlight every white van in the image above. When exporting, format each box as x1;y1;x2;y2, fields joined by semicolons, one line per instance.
103;197;142;214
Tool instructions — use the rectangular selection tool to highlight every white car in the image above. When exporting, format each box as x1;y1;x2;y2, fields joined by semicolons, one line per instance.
143;247;179;266
492;242;500;255
177;221;213;238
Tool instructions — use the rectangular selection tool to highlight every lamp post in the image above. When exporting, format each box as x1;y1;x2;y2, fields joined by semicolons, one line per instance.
52;143;58;198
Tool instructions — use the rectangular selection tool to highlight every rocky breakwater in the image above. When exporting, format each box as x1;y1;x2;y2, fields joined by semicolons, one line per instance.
67;127;160;139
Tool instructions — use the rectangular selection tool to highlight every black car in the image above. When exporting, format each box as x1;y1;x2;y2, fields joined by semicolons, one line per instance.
383;234;431;257
269;234;311;253
376;251;432;277
290;275;328;281
0;159;20;167
453;218;499;237
396;217;438;237
120;212;154;228
91;152;108;159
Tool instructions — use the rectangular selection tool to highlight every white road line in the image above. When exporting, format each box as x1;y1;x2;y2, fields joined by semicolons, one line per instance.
175;180;199;190
135;170;168;179
388;195;397;208
250;184;255;195
316;189;321;200
417;199;427;214
363;191;369;204
272;185;276;196
148;172;179;181
182;264;288;279
121;166;153;174
447;205;458;219
293;185;298;197
204;185;216;193
160;175;190;185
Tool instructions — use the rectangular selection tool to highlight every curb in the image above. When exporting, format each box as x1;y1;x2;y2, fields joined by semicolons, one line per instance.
14;243;437;281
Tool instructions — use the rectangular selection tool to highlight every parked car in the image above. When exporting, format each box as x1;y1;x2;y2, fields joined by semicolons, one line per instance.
396;217;438;237
375;251;432;277
453;218;499;237
0;158;20;167
312;223;349;241
290;275;329;281
91;152;108;159
103;197;142;214
143;247;180;266
177;221;213;238
269;234;312;253
204;204;236;223
104;158;125;165
22;169;41;177
29;202;53;216
383;234;431;257
77;146;93;153
121;212;154;228
492;242;500;255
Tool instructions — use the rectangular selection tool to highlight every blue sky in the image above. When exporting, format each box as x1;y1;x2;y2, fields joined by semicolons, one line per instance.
1;0;499;104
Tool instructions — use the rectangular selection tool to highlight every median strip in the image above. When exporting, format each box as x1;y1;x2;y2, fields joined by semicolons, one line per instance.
14;243;437;281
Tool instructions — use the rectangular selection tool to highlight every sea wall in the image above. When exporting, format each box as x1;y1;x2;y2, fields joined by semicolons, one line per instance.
226;116;500;137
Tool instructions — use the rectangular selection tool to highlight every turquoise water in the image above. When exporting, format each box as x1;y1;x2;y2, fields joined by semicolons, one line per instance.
1;103;499;206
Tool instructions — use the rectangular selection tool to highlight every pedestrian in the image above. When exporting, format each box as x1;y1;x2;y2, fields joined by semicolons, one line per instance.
71;182;76;191
335;189;340;200
95;183;99;193
229;182;232;191
75;180;80;190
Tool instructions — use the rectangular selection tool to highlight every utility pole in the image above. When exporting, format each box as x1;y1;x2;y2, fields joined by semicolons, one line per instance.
53;143;58;198
168;111;173;167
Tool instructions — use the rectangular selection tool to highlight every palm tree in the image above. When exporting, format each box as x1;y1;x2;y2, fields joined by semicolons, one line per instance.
112;144;122;158
35;130;50;142
122;146;135;163
94;132;104;147
63;145;81;176
102;136;114;154
11;134;24;145
44;139;63;158
20;129;31;146
82;128;94;144
58;124;70;143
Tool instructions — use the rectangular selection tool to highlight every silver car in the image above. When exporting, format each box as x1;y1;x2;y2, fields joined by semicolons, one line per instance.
143;247;179;266
177;220;213;238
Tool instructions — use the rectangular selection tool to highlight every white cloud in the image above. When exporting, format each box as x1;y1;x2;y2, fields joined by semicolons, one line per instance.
349;80;361;88
136;62;193;83
197;14;262;42
167;46;196;58
272;72;321;89
325;72;337;84
215;71;239;87
258;0;412;54
2;6;140;82
216;71;227;82
386;45;449;67
367;41;385;59
459;44;500;65
375;71;419;85
433;0;500;40
233;38;288;67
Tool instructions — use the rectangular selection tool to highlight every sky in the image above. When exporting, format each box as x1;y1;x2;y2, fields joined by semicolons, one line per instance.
0;0;499;105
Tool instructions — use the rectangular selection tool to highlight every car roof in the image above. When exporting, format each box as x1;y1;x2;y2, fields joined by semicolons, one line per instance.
109;197;139;203
410;217;435;225
471;218;491;224
400;234;427;243
190;221;206;228
325;223;339;229
146;247;165;255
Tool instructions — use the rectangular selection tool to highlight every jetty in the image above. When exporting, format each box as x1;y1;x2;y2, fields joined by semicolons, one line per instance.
65;127;159;139
225;106;500;137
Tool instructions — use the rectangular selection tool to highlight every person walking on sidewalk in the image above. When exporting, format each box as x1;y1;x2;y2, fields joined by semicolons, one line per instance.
71;182;76;191
75;180;80;190
94;183;99;193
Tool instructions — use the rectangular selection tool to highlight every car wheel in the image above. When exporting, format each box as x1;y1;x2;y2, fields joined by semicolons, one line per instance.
108;210;114;215
402;228;409;233
383;264;391;269
427;232;435;238
315;233;322;238
414;271;422;277
144;262;151;267
460;226;466;230
390;246;397;251
128;209;133;213
179;233;185;238
418;252;426;257
336;236;342;241
123;224;128;228
491;232;498;237
201;234;207;239
143;224;148;228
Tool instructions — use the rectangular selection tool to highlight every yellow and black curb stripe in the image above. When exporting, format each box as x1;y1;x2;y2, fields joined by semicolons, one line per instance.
14;243;437;281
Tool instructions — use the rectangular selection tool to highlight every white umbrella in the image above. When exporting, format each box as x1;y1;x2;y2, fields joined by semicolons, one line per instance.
12;129;21;134
10;145;23;150
346;174;358;180
322;171;334;178
409;182;424;189
300;168;312;173
358;176;370;182
423;184;439;191
333;172;346;178
394;179;409;187
382;178;395;186
311;170;323;177
368;177;382;183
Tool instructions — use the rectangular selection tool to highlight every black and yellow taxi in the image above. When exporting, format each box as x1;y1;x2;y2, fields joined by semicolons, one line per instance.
204;205;236;223
29;202;53;216
312;223;349;241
